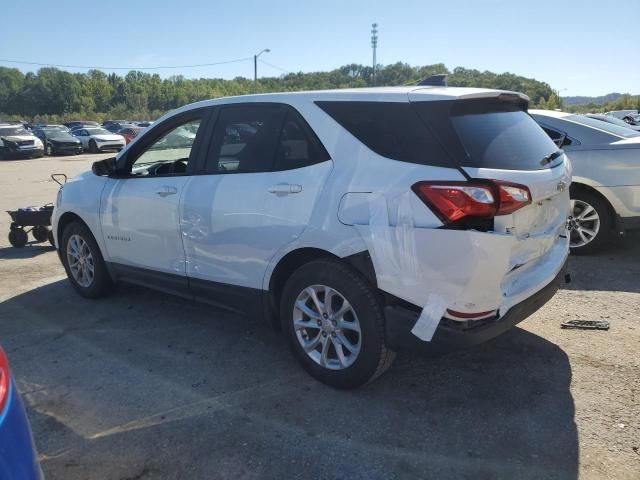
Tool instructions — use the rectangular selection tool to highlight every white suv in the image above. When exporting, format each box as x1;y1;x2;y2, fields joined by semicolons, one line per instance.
52;87;571;388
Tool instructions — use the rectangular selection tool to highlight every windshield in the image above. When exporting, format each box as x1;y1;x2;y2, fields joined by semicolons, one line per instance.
0;126;29;136
568;115;640;138
86;128;112;135
43;128;71;135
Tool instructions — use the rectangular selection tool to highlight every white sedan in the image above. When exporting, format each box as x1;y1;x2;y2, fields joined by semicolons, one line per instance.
73;127;126;153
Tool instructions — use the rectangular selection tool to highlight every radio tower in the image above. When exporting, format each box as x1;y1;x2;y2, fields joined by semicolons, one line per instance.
371;23;378;86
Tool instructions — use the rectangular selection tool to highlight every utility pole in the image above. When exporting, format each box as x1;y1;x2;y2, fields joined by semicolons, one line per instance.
371;23;378;86
253;48;271;86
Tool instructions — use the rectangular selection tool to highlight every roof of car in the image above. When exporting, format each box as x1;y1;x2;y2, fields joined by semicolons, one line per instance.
528;109;572;118
164;86;528;122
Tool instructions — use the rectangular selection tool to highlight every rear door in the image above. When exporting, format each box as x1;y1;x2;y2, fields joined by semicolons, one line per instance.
181;103;332;301
410;94;571;269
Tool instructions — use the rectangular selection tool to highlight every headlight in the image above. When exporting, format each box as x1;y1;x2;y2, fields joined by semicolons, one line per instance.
33;138;43;148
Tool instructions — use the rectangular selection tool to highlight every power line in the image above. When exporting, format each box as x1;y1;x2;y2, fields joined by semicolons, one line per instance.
258;59;291;74
0;57;253;71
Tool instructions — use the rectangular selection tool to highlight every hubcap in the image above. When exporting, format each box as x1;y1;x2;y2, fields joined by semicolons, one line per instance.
66;234;95;287
568;199;600;248
293;285;361;370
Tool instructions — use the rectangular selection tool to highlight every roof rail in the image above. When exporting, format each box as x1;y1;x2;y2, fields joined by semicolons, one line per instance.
417;74;448;87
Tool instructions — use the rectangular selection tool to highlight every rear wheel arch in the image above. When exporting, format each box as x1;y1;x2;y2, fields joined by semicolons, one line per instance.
267;248;377;330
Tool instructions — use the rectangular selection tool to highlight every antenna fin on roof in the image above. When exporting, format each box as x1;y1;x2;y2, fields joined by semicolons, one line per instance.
417;74;448;87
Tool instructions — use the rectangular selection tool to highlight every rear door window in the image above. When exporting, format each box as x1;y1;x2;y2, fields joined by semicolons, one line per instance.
274;110;330;171
205;105;284;173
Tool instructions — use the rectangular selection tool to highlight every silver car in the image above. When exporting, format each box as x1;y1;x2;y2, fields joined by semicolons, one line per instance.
531;110;640;253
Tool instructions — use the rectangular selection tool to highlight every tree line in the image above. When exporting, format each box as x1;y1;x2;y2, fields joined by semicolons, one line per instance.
564;94;640;114
0;62;562;122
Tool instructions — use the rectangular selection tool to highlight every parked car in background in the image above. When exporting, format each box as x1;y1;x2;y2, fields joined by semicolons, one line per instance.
605;109;638;120
623;113;640;126
585;113;640;132
64;120;100;130
0;124;44;160
135;121;153;127
72;127;125;153
53;87;570;388
119;125;146;144
0;346;43;479
33;125;83;155
531;110;640;253
103;120;133;133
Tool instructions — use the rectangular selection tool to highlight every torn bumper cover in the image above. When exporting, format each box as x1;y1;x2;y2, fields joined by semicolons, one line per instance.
384;263;567;354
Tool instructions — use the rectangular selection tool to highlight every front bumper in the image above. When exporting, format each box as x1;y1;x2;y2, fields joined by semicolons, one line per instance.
1;147;44;159
97;142;124;151
384;262;568;355
51;144;83;155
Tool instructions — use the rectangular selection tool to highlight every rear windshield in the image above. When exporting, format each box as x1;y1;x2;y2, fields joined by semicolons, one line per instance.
318;99;560;171
448;108;559;170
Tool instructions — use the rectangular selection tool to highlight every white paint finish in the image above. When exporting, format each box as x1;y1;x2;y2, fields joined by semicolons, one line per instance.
100;177;192;274
181;161;332;289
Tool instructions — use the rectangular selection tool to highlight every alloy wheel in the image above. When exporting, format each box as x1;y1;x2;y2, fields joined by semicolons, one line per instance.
66;234;95;287
569;199;601;248
293;285;362;370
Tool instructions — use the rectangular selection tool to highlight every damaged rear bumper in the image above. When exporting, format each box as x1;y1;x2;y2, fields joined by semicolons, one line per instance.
384;262;568;355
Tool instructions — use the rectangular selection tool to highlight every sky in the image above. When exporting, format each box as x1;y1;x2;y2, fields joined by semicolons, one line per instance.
2;0;638;97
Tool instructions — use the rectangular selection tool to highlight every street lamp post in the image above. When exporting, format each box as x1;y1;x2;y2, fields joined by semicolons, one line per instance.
254;48;271;84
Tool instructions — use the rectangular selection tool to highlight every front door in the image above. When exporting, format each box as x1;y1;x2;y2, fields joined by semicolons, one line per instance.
100;111;208;293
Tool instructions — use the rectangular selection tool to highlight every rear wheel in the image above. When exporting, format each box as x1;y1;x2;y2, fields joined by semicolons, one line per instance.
61;221;113;298
280;258;395;388
569;190;613;255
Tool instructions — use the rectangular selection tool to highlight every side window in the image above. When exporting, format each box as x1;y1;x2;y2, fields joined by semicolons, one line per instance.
316;101;452;167
274;111;330;170
205;105;283;173
129;118;202;176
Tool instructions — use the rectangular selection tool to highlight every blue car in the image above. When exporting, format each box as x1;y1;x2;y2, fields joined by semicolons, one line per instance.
0;346;42;479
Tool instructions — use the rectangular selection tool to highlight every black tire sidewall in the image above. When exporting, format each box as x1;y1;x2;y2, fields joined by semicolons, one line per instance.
570;191;613;255
32;226;49;242
281;259;387;388
89;140;98;153
61;221;113;298
9;229;28;248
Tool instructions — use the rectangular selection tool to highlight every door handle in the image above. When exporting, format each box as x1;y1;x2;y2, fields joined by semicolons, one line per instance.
268;183;302;195
155;186;178;197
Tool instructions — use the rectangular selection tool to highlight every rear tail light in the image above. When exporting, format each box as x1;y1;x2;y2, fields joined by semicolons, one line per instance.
411;180;531;225
0;347;9;414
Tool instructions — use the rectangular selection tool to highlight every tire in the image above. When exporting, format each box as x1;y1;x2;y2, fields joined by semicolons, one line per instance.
569;190;614;255
45;143;52;156
280;258;395;388
60;221;113;298
89;140;99;153
32;225;49;242
8;229;28;248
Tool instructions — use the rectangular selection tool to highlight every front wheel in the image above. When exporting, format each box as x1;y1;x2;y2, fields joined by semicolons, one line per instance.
569;190;613;255
61;221;113;298
89;140;99;153
45;143;52;156
280;258;395;388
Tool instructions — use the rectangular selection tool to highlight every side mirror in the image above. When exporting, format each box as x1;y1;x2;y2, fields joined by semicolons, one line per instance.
92;156;120;177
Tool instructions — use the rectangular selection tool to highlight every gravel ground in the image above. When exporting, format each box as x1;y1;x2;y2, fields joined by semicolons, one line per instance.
0;154;638;480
